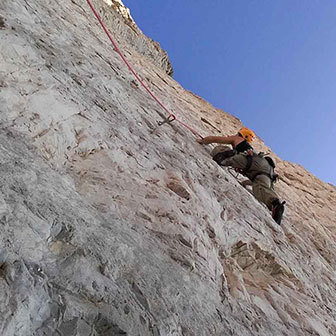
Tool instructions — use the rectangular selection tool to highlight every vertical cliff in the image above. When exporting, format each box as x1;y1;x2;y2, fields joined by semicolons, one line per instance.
0;0;335;335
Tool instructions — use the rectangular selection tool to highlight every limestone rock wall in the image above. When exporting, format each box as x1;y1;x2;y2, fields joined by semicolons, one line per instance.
0;0;335;335
99;0;173;76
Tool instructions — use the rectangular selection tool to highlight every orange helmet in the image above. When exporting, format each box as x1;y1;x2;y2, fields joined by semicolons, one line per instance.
238;127;256;143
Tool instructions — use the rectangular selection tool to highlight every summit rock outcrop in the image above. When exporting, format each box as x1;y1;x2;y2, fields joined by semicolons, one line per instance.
0;0;335;335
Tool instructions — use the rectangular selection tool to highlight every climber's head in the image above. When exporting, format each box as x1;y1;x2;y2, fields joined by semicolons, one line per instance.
238;127;256;143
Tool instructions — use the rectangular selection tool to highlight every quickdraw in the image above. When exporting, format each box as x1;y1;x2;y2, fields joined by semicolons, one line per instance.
157;114;176;126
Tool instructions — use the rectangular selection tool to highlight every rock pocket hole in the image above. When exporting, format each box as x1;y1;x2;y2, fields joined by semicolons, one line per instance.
0;16;6;29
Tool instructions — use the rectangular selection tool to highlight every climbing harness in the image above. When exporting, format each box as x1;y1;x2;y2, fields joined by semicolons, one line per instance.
213;148;279;186
86;0;203;139
242;152;279;185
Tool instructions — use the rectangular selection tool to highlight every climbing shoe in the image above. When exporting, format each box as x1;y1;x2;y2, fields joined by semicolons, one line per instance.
271;200;286;225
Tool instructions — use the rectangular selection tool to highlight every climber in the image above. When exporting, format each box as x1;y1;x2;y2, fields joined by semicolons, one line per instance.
197;127;255;157
198;127;285;224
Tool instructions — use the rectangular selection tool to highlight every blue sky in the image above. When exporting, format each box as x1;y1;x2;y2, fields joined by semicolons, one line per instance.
122;0;336;185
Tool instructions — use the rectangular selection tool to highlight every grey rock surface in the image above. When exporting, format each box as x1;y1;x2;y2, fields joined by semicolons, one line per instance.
98;0;173;76
0;0;336;335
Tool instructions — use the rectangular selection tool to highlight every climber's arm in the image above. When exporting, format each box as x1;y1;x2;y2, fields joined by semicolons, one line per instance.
197;135;236;145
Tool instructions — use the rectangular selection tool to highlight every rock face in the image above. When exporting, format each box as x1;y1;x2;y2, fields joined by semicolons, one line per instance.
100;0;174;76
0;0;335;335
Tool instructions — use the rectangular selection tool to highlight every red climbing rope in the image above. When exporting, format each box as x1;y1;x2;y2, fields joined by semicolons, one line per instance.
86;0;203;138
